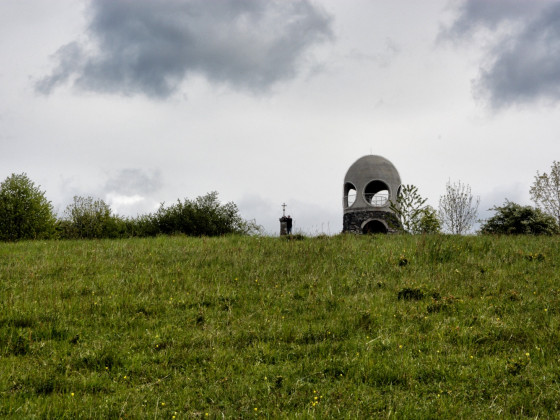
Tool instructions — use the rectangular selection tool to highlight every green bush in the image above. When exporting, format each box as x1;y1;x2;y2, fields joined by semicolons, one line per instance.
0;173;56;241
59;196;123;239
417;206;441;234
119;215;160;238
390;185;441;234
479;201;559;235
152;191;260;236
1;175;259;241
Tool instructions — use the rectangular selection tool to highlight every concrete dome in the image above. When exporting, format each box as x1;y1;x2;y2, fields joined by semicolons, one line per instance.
344;155;401;188
343;155;401;211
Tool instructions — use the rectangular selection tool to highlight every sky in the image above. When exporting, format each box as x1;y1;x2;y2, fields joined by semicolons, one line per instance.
2;0;560;235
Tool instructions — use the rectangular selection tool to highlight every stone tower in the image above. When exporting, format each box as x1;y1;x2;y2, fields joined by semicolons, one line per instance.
343;155;402;234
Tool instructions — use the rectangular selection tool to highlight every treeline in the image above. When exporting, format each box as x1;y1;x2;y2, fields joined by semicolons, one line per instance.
2;160;560;241
387;160;560;236
0;173;260;242
394;183;559;236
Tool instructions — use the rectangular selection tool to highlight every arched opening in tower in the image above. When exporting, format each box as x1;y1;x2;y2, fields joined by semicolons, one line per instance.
364;180;390;207
362;220;388;234
344;182;357;208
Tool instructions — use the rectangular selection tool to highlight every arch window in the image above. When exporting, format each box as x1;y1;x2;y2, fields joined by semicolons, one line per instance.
364;180;390;207
343;182;357;208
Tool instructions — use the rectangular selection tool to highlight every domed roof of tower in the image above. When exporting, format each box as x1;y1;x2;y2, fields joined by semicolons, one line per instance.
344;155;401;185
342;155;403;234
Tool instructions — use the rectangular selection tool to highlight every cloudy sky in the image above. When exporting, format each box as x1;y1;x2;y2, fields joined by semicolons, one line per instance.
2;0;560;234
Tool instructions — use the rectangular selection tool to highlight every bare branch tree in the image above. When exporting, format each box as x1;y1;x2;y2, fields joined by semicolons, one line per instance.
529;161;560;225
438;180;480;234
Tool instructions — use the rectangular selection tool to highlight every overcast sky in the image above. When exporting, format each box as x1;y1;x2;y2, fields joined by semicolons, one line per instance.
2;0;560;234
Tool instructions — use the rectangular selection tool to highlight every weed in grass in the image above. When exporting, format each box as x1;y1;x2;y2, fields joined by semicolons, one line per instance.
397;287;424;300
7;332;31;356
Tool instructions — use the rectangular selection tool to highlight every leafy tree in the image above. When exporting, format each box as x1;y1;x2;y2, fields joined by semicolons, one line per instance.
390;184;427;233
60;196;119;239
0;173;56;241
530;161;560;225
479;201;559;235
417;205;441;234
438;180;479;234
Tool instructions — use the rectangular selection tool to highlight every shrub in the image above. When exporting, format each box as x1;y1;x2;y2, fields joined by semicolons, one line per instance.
151;191;260;236
390;186;441;234
120;215;159;238
479;201;559;235
417;206;441;234
0;173;56;241
59;196;122;239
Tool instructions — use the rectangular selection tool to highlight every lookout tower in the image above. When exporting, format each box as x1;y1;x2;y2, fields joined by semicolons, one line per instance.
343;155;402;234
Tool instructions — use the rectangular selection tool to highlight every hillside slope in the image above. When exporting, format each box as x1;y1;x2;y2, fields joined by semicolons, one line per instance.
1;234;559;418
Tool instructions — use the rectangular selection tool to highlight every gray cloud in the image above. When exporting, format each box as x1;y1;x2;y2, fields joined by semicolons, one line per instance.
441;0;546;39
36;0;333;98
441;0;560;108
35;42;85;95
104;168;162;196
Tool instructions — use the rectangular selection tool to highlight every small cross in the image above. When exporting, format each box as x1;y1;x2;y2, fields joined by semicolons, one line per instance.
281;203;287;217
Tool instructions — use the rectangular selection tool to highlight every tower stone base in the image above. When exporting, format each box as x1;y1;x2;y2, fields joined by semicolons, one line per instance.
343;210;401;234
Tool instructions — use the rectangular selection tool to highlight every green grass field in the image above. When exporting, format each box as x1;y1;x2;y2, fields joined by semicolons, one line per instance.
1;234;560;418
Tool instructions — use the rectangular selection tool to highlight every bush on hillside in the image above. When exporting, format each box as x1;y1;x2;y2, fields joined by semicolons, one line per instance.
151;191;260;236
120;215;160;238
0;173;56;241
417;206;441;234
59;196;123;239
479;201;559;235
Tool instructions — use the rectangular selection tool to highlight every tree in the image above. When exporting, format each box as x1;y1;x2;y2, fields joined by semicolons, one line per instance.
417;206;441;234
438;180;480;234
480;201;558;235
529;161;560;225
60;196;118;239
390;184;428;233
0;173;56;241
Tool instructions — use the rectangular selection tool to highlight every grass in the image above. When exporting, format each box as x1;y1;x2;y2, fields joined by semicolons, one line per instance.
1;234;560;418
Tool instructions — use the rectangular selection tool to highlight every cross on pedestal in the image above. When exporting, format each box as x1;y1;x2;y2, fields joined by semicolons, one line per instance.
282;203;287;217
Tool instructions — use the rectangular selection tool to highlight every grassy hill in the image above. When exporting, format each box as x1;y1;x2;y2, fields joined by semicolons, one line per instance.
1;234;559;418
